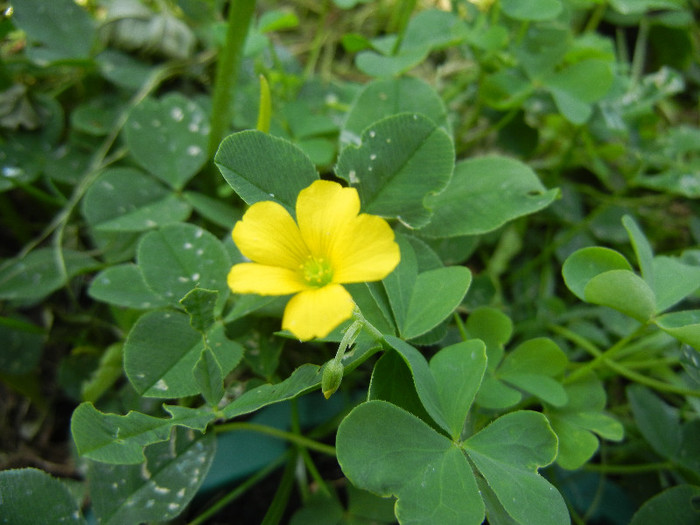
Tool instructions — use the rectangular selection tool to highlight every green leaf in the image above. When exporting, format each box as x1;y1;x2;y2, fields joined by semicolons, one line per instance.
137;223;230;306
369;350;437;427
481;69;534;110
89;428;215;524
622;215;655;284
430;341;487;440
562;247;633;301
636;170;700;199
183;191;243;229
501;0;563;21
403;267;472;340
401;9;468;52
0;316;45;375
476;375;522;410
180;288;219;333
124;311;242;398
652;256;700;312
215;130;319;213
0;248;97;303
547;373;623;470
627;385;681;459
465;306;513;371
11;0;95;62
0;468;85;524
193;347;224;406
82;167;192;232
609;0;684;15
681;345;700;384
464;411;569;525
337;400;485;525
71;403;215;464
336;113;454;228
419;156;558;238
356;47;429;78
88;264;169;310
544;59;614;124
630;485;700;525
221;364;322;419
124;93;209;190
584;270;656;322
355;10;467;77
497;338;568;406
383;336;450;434
382;235;471;339
655;310;700;348
341;77;450;148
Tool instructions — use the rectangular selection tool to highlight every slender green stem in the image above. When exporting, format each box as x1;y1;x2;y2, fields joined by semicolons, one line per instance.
552;324;700;397
208;0;257;157
556;323;648;383
453;312;469;341
630;18;650;87
354;306;385;343
583;3;606;33
187;455;286;525
302;0;330;80
387;0;417;51
214;421;337;456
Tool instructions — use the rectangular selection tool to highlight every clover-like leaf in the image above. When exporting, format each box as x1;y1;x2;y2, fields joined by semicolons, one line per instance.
88;263;169;310
71;403;216;464
337;400;485;525
464;411;569;525
137;223;230;306
341;77;450;148
383;236;471;340
215;130;319;213
0;468;86;524
497;338;569;407
221;364;322;419
82;168;191;233
336;113;454;229
124;311;242;398
89;428;215;524
124;93;209;190
546;373;623;470
419;156;558;238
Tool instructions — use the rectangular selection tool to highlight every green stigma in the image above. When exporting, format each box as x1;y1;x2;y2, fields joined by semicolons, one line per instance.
302;256;334;287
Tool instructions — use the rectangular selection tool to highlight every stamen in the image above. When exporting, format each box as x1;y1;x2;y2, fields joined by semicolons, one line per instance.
302;256;334;287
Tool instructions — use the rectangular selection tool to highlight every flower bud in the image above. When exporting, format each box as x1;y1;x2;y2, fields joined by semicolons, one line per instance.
321;359;344;399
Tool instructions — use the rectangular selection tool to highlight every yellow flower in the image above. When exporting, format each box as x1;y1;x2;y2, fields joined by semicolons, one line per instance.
227;180;400;340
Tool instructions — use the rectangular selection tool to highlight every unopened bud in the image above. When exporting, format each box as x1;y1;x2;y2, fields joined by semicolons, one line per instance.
321;359;344;399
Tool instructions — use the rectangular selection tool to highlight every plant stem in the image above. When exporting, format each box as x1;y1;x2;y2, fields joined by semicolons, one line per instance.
214;421;337;456
551;324;700;397
555;323;647;383
208;0;256;157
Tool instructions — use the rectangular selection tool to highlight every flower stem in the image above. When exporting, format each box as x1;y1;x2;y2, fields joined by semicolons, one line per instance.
208;0;256;157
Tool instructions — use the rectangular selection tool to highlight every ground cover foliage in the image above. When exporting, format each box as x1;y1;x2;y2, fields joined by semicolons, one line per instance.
1;0;700;523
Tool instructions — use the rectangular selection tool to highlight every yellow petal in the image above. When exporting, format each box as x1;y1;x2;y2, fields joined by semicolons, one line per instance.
228;263;309;295
232;201;309;270
296;180;360;258
282;284;355;340
331;213;400;283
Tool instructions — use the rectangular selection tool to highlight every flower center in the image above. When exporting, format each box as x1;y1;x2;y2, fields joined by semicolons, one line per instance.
301;256;334;287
